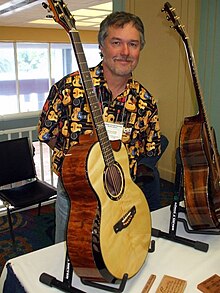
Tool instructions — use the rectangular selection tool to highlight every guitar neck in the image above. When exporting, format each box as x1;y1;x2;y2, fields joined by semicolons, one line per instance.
163;2;213;143
69;30;114;166
45;0;115;166
183;37;206;119
180;25;215;144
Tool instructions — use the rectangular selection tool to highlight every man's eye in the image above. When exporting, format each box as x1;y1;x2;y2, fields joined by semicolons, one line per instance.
112;41;120;45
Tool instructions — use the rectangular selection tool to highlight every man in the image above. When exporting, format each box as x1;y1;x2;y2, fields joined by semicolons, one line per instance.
38;11;165;243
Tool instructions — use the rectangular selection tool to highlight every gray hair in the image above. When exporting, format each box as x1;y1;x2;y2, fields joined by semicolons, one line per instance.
98;11;146;50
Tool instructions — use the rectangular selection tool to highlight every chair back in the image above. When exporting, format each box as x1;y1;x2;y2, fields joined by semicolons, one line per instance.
0;137;36;187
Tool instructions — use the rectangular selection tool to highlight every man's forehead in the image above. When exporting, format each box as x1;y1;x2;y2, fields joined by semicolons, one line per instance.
106;24;140;41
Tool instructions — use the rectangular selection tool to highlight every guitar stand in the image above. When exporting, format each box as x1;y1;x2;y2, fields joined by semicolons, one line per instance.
39;251;128;293
80;274;128;293
40;239;155;293
152;203;209;252
152;148;213;253
177;216;220;235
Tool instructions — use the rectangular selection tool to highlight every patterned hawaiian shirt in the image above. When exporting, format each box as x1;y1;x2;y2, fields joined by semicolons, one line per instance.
38;62;161;178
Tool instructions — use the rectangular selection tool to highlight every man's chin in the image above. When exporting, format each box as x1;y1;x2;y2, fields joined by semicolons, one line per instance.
115;68;133;76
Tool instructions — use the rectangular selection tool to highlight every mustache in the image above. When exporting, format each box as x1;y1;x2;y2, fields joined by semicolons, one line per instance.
113;57;133;62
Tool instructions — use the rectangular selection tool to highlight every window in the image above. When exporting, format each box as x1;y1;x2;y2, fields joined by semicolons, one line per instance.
0;43;17;114
17;43;50;112
0;42;101;115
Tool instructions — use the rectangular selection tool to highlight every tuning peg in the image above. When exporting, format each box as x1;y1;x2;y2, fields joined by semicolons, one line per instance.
42;2;51;12
46;14;53;19
42;2;48;9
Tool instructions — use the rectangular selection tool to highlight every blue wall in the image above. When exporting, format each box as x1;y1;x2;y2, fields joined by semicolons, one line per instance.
113;0;126;11
199;0;220;148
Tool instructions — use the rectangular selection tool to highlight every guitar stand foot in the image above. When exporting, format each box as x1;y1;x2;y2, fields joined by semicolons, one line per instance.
152;227;209;252
81;273;128;293
148;239;155;253
178;218;220;235
39;272;86;293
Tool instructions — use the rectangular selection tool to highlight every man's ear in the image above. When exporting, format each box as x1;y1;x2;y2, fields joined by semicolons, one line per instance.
99;45;104;58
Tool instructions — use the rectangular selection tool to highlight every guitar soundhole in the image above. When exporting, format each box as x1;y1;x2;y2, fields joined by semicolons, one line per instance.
104;163;124;200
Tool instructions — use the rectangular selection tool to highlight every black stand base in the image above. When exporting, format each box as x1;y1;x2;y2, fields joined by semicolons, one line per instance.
177;216;220;235
40;252;129;293
39;272;86;293
40;237;155;293
152;226;209;252
152;212;210;253
152;203;220;252
81;274;128;293
152;147;219;252
40;272;128;293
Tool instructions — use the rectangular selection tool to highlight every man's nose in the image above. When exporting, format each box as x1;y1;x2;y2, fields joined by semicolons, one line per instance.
120;44;129;55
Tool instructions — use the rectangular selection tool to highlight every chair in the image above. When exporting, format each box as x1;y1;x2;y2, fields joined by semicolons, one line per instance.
0;137;57;248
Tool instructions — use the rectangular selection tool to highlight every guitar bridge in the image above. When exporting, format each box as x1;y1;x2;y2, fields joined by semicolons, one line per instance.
113;206;136;233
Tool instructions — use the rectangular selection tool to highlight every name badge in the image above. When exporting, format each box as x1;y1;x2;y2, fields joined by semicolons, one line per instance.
105;122;123;140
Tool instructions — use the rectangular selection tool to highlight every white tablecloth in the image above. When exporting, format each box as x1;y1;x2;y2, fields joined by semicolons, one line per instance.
0;205;220;292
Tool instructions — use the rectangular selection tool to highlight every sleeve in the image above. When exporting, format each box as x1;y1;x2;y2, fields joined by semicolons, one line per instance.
144;95;161;157
37;84;61;144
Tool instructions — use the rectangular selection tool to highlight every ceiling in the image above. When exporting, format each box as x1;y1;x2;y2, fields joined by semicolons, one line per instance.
0;0;112;30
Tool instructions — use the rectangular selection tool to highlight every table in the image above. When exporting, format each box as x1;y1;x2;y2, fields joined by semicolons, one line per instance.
0;204;220;292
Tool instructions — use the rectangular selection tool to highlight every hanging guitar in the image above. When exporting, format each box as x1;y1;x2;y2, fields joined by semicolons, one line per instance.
45;0;151;283
163;2;220;230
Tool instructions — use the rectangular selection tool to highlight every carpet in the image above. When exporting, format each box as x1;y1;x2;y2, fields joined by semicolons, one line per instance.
0;204;55;274
0;179;174;274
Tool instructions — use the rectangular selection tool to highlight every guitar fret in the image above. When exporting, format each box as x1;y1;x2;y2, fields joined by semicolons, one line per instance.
77;55;87;63
81;71;90;77
79;63;89;69
80;60;86;66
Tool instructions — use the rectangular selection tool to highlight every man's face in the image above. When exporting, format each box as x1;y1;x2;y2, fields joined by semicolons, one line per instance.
100;22;142;78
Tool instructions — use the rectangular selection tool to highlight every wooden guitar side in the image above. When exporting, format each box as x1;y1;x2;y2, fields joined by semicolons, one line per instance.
62;134;103;281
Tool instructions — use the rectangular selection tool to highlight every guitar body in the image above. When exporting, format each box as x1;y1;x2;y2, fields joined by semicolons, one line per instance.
180;115;220;229
62;134;151;282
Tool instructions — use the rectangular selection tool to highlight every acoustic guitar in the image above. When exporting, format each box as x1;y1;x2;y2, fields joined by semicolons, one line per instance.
163;2;220;229
46;0;151;283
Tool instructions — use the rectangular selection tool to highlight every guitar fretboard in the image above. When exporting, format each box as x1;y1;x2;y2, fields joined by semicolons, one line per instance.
69;30;115;167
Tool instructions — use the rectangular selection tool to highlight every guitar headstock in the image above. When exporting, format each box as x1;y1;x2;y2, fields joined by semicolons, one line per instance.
42;0;76;32
162;2;187;40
